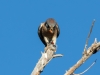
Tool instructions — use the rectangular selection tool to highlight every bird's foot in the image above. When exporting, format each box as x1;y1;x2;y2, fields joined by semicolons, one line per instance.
50;41;55;46
53;45;56;48
47;42;51;46
50;41;56;47
50;41;54;45
47;42;56;47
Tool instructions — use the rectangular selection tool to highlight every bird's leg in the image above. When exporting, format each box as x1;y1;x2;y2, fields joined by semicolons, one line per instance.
52;36;56;45
44;37;49;46
51;36;57;47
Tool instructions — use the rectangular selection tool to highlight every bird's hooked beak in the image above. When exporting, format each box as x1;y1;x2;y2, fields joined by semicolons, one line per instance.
49;28;53;33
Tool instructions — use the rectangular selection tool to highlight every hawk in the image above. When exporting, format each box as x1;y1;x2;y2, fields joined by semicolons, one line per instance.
38;18;60;47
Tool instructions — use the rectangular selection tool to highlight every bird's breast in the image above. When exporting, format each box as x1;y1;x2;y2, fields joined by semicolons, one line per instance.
42;29;54;39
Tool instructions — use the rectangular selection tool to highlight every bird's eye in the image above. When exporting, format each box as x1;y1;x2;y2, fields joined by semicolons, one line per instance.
45;24;50;28
53;25;56;28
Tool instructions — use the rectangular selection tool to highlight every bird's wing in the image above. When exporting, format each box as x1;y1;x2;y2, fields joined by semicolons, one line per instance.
56;24;60;38
38;23;47;46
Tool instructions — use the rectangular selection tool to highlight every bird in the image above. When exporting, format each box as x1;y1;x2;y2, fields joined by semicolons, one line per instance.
38;18;60;47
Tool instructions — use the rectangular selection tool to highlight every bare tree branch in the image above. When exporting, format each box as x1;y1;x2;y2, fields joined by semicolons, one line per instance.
64;41;100;75
78;59;97;75
83;19;95;55
64;20;100;75
31;44;63;75
53;54;63;58
72;59;97;75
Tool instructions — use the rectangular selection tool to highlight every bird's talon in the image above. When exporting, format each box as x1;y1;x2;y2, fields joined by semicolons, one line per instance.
53;45;56;48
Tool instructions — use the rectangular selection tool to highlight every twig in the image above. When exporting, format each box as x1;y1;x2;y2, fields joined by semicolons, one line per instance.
83;19;95;55
79;59;97;75
53;54;63;58
73;59;97;75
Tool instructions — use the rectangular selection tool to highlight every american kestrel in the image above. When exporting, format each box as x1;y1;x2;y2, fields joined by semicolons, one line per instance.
38;18;60;47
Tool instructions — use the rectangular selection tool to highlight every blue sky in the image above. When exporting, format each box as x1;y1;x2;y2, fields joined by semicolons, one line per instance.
0;0;100;75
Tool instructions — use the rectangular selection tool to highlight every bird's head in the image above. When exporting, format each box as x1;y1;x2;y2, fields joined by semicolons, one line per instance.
44;18;57;33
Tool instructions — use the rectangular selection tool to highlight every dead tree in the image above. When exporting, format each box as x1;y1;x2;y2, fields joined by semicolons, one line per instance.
31;20;100;75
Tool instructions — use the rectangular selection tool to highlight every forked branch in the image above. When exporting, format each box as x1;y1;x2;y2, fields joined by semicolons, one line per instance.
64;39;100;75
64;20;100;75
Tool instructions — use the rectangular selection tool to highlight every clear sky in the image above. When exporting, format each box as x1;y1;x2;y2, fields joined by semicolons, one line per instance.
0;0;100;75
